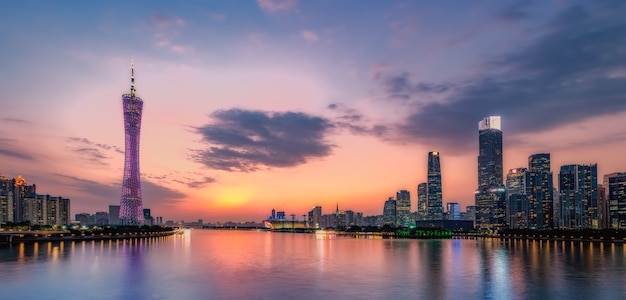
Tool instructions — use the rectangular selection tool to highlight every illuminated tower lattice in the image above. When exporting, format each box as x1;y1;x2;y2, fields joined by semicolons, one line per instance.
119;62;144;225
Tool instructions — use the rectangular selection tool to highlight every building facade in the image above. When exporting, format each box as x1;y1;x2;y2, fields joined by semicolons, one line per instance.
527;154;554;229
506;168;529;229
382;197;396;226
396;190;412;227
605;172;626;229
475;116;506;230
427;151;443;220
417;182;428;221
558;164;598;229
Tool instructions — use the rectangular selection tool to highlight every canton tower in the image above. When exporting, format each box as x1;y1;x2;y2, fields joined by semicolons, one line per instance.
119;62;144;225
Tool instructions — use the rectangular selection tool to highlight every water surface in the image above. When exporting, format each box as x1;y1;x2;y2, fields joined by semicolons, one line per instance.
1;230;624;299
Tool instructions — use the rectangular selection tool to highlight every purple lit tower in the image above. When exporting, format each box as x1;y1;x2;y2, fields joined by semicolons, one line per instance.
119;62;144;225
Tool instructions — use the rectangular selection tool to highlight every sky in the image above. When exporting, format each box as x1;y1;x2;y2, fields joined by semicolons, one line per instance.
1;0;625;222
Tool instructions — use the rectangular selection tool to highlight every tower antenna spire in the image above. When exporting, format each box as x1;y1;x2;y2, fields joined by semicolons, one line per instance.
130;60;136;96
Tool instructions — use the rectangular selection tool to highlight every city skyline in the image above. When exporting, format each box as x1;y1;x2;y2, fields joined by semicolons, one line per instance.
1;1;626;222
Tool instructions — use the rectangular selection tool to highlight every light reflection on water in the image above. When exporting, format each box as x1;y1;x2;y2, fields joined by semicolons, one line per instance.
0;230;625;299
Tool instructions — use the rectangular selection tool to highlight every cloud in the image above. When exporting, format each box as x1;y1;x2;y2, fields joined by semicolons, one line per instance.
377;2;626;153
0;148;35;160
67;137;121;165
377;72;452;100
150;13;192;54
55;174;186;206
301;30;319;42
0;138;36;160
257;0;297;13
187;177;216;188
326;103;389;137
2;117;31;124
192;109;334;172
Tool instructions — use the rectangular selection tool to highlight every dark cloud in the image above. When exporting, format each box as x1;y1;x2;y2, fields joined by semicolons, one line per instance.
0;148;35;160
378;72;452;100
2;118;31;124
187;177;216;188
192;109;334;172
67;137;123;164
383;2;626;153
0;138;36;160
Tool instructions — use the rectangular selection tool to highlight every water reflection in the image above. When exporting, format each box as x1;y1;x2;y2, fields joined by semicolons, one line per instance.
1;232;626;299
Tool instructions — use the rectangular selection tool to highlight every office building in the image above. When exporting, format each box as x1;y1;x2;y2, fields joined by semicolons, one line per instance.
506;168;529;229
417;182;428;221
605;172;626;229
446;202;460;220
527;153;554;229
382;197;396;226
558;164;598;229
475;116;506;229
396;190;412;227
427;151;443;220
308;206;322;229
109;205;120;225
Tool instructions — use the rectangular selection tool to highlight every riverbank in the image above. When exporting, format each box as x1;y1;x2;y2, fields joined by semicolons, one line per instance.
0;227;184;245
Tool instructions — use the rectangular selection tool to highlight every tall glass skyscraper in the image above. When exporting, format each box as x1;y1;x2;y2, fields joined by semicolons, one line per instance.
119;63;144;225
396;190;411;227
477;116;502;188
603;172;626;229
559;164;598;229
527;153;553;229
417;182;428;221
475;116;506;229
427;151;443;220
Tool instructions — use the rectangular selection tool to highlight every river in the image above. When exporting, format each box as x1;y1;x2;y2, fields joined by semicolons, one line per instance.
1;229;625;299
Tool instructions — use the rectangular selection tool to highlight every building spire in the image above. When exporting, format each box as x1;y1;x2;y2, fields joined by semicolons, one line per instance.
130;60;136;97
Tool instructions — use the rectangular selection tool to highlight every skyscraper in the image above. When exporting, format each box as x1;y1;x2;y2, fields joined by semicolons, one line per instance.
527;153;553;229
417;182;428;221
506;168;528;229
477;116;503;189
604;172;626;229
558;164;597;229
446;202;460;220
396;190;411;227
475;116;506;229
427;151;443;220
119;62;144;225
382;197;396;226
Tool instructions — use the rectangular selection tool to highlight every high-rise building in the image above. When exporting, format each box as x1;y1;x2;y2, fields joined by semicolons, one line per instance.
475;116;506;230
427;151;443;220
527;153;554;229
382;197;396;226
506;168;529;229
0;190;13;224
143;208;152;226
308;206;322;229
119;62;144;225
109;205;120;225
598;184;608;229
396;190;411;227
417;182;428;221
446;202;460;220
558;164;598;229
477;116;503;189
604;172;626;229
